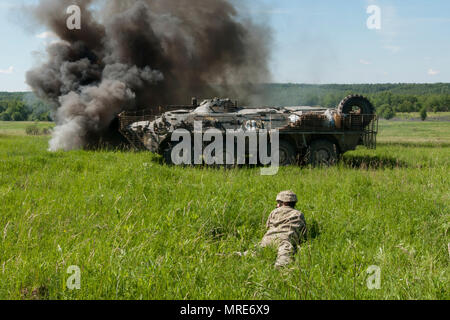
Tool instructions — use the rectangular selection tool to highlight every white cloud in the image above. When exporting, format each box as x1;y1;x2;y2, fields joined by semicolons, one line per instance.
360;59;372;65
36;31;57;39
383;45;401;53
428;69;440;76
0;66;14;75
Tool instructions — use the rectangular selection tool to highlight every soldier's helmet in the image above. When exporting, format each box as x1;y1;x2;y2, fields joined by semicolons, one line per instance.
276;190;298;203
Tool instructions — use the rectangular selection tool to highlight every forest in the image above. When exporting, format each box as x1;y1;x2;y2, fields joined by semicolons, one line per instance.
1;83;449;121
0;92;52;121
255;83;450;119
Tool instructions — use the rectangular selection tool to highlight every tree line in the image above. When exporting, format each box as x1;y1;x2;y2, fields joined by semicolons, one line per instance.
255;83;450;119
1;83;449;121
0;92;52;121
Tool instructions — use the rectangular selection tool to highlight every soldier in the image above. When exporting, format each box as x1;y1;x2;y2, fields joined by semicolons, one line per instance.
260;191;307;268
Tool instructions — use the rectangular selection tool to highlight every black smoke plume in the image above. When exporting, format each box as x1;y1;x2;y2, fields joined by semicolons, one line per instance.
26;0;271;151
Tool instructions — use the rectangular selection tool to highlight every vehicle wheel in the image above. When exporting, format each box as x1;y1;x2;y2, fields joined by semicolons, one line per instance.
337;95;375;127
163;142;194;166
306;140;338;166
212;149;238;169
204;148;237;168
272;140;297;166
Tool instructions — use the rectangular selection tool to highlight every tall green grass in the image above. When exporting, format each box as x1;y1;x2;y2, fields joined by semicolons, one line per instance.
0;122;448;300
378;120;450;145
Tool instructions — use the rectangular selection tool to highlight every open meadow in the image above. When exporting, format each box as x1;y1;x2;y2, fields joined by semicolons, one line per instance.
0;120;448;300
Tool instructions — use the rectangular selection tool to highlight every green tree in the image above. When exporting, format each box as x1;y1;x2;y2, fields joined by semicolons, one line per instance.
11;112;23;121
383;108;396;120
377;104;395;120
0;112;11;121
420;107;427;121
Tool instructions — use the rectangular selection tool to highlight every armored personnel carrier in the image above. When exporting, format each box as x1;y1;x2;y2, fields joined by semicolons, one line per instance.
118;95;378;166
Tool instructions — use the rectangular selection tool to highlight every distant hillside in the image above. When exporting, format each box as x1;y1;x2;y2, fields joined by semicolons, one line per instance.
1;83;449;121
265;83;450;96
253;84;450;111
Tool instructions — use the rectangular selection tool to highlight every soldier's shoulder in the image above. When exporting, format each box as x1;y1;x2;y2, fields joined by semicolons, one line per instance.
270;207;283;215
278;206;299;214
286;207;305;218
272;207;304;217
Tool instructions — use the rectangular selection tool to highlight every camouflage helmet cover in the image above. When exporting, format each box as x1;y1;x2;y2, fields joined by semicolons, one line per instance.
276;190;298;203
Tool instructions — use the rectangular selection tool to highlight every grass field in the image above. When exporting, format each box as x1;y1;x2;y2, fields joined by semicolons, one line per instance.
0;122;54;136
378;120;450;145
0;120;448;300
394;112;450;122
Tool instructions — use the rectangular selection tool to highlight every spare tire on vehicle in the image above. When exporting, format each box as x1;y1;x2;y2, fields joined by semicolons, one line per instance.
338;94;374;115
337;95;375;127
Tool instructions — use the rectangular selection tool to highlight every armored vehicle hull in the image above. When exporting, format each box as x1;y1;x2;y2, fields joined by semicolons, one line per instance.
119;95;378;166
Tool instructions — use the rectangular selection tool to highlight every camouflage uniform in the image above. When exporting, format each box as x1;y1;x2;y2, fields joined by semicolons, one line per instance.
260;191;307;267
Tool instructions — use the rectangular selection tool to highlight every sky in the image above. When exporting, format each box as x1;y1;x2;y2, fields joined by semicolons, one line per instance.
0;0;449;91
